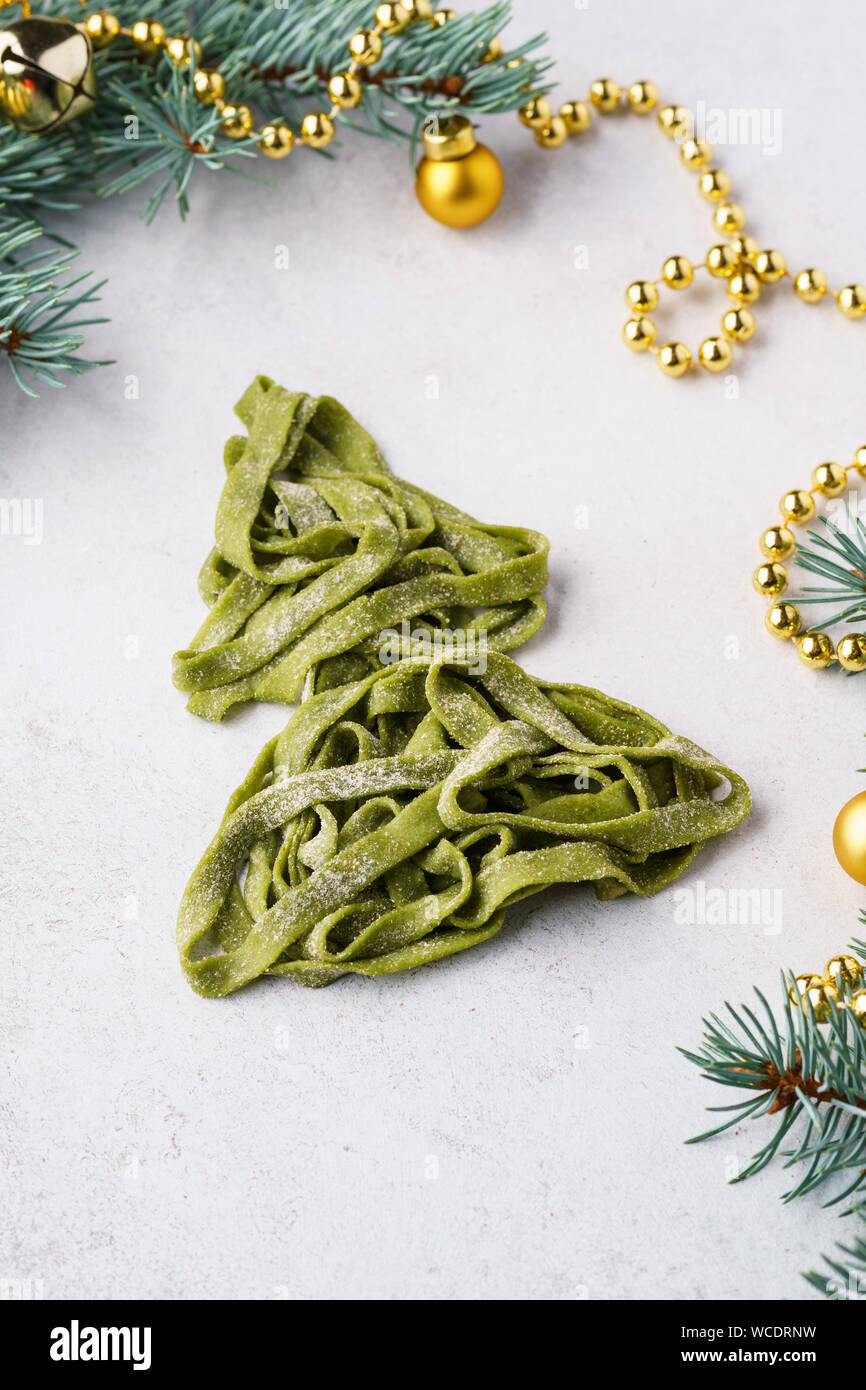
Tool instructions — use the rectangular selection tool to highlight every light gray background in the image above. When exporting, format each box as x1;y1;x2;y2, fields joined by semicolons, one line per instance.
3;0;866;1302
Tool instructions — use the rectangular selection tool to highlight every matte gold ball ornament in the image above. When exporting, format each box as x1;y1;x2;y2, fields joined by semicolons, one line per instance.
833;791;866;886
415;114;504;228
0;15;97;132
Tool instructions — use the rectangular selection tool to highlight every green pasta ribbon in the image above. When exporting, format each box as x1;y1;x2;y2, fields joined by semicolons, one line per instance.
176;378;750;996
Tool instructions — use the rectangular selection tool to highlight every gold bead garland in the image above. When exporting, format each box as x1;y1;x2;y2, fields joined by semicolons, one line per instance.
755;450;866;672
788;954;866;1028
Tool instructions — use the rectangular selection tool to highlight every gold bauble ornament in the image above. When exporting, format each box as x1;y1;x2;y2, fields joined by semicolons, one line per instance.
833;791;866;886
0;16;97;133
415;114;503;228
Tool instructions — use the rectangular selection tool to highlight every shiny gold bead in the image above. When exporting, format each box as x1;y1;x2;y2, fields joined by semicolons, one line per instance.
220;104;254;139
707;244;739;278
797;631;835;668
788;973;825;1005
84;11;120;48
622;317;656;352
626;80;659;113
680;138;712;169
402;0;433;19
376;1;410;30
854;446;866;477
729;235;759;260
348;29;383;65
559;101;591;135
300;111;335;148
131;19;166;52
519;96;552;129
625;280;658;313
432;8;457;25
534;117;568;149
589;78;621;113
480;36;502;63
838;284;866;319
754;249;786;283
328;72;362;108
760;525;796;561
837;633;866;672
722;307;756;342
800;979;842;1021
166;36;201;67
728;269;761;305
657;342;691;377
753;561;787;596
662;255;693;290
504;56;525;69
699;336;733;373
658;104;690;138
699;169;732;202
794;268;827;303
780;489;815;525
825;954;864;989
765;602;801;639
851;990;866;1028
193;68;225;105
713;201;746;235
812;462;847;496
258;122;294;159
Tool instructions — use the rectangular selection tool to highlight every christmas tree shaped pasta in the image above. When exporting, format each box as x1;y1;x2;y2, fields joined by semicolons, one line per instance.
178;653;750;996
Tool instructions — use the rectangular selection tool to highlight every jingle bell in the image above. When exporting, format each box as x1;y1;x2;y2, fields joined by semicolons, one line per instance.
0;16;97;134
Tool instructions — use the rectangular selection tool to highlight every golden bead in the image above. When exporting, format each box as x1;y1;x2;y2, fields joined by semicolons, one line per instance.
728;269;761;305
193;68;225;105
837;633;866;672
765;602;801;639
729;235;759;260
833;791;866;885
707;244;739;278
348;29;383;65
851;990;866;1028
657;342;691;377
722;307;756;342
328;72;362;108
753;561;787;596
825;954;863;989
519;96;552;129
760;525;795;561
432;8;457;25
657;104;690;138
680;138;712;169
854;446;866;477
258;122;294;159
220;104;254;139
626;280;658;313
84;11;120;49
699;169;732;203
166;36;202;67
662;255;693;290
534;117;567;149
713;201;746;235
838;284;866;319
375;1;410;30
626;80;659;113
812;461;847;496
559;101;591;135
300;111;335;148
131;19;166;53
754;249;786;283
780;489;815;525
588;78;620;113
800;980;842;1022
415;117;504;228
480;37;502;63
401;0;433;19
797;631;834;668
622;317;656;351
699;336;733;373
504;56;525;69
788;973;825;1005
794;268;827;303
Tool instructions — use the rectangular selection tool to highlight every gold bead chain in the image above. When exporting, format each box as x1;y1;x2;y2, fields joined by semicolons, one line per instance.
788;955;866;1028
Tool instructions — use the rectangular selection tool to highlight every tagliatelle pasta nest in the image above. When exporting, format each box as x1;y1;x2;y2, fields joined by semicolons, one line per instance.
175;378;750;996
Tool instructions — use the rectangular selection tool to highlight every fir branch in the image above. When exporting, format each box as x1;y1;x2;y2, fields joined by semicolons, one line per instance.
796;510;866;628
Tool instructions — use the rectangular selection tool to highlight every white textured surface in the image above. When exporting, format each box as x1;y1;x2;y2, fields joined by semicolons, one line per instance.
3;0;866;1302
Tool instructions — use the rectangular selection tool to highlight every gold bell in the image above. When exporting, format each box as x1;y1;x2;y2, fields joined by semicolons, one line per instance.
0;15;97;133
415;114;504;228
